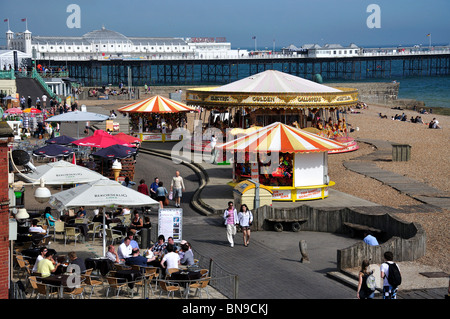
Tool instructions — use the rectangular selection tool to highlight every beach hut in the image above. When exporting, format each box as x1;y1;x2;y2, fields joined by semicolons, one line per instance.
217;122;345;201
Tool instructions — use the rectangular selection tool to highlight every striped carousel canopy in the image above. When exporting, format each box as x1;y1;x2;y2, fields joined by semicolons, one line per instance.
217;122;345;153
118;95;196;113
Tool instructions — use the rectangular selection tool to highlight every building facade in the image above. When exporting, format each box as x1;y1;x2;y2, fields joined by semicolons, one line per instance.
6;27;247;61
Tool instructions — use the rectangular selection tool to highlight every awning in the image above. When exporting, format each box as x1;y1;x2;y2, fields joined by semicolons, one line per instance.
118;95;196;113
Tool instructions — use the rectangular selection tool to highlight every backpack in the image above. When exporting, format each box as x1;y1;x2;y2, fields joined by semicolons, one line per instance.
366;271;376;291
385;262;402;288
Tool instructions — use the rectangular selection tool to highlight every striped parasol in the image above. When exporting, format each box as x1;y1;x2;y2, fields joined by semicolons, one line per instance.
217;122;346;153
118;95;195;113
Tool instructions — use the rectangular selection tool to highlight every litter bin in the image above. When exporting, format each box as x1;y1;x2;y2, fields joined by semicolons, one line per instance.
140;227;152;248
392;144;411;161
233;179;273;211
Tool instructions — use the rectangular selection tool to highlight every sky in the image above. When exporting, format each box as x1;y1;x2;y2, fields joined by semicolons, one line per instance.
1;0;449;49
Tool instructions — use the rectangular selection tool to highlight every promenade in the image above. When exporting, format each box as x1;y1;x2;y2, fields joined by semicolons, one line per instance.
14;104;448;300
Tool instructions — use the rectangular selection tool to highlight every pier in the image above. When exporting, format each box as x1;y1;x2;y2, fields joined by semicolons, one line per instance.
40;46;449;86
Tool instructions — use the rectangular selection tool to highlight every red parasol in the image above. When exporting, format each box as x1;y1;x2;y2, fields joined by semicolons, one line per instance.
72;129;135;148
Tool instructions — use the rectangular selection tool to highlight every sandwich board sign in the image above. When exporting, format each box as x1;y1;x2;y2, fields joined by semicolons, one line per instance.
158;208;182;243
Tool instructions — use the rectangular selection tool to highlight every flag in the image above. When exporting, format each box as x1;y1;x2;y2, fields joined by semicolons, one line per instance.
252;36;256;39
4;19;8;22
427;33;431;36
21;18;26;22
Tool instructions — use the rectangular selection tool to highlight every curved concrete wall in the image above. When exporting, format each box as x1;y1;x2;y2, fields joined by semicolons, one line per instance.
253;205;426;269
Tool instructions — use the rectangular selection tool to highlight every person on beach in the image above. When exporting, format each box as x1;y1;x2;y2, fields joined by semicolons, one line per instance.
357;259;375;299
170;171;185;208
223;201;238;247
238;204;253;247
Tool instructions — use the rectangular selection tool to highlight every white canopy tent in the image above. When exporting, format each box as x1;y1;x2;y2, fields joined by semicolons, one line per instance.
46;110;109;138
48;178;158;255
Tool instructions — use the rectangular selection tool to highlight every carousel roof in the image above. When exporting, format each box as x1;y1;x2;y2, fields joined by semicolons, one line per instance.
118;95;196;113
217;122;345;153
211;70;341;94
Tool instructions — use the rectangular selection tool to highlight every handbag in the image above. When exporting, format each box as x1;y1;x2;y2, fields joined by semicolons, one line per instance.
164;197;170;206
168;191;173;200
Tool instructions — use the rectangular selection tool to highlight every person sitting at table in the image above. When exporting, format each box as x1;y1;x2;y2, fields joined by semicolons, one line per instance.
44;207;58;227
32;246;48;273
167;236;180;253
179;243;195;267
29;219;46;234
76;206;87;218
68;251;86;274
125;248;156;267
105;245;121;263
118;237;133;262
129;211;143;235
150;234;167;257
121;231;139;250
37;250;60;278
160;244;180;275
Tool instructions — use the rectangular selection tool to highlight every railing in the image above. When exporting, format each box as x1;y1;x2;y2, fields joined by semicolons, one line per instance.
31;68;62;103
0;69;15;80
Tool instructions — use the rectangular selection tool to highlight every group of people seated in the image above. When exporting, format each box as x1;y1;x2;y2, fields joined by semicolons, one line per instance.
106;233;195;276
31;247;86;278
380;112;441;128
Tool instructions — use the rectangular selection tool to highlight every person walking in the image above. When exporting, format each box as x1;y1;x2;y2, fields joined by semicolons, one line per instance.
238;204;253;247
137;179;149;196
357;259;375;299
170;171;185;208
150;177;159;199
380;251;402;299
223;201;238;247
156;181;168;208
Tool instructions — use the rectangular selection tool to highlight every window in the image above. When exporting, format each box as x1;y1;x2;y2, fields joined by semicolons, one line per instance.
333;50;336;54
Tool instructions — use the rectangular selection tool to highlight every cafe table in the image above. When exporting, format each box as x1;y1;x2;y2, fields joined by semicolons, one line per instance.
85;257;115;276
39;274;81;298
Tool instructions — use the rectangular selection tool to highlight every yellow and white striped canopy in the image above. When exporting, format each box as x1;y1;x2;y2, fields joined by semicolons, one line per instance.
217;122;345;153
118;95;195;113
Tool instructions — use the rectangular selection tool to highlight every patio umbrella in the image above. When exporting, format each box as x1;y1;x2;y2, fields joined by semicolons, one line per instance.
72;129;135;148
4;107;23;114
48;178;158;255
118;95;196;113
46;110;109;138
32;144;74;158
113;132;142;144
23;108;42;114
45;135;77;145
91;144;137;159
21;160;107;185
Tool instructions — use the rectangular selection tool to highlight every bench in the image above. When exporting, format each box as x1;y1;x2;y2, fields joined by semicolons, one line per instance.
343;222;382;238
266;218;308;232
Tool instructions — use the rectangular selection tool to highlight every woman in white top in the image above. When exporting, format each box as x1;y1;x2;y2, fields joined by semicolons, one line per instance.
238;204;253;247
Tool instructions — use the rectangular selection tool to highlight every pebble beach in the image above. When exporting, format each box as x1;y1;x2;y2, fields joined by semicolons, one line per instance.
328;103;449;274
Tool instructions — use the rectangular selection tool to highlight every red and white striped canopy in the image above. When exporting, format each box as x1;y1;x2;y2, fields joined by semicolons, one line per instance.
217;122;345;153
118;95;195;113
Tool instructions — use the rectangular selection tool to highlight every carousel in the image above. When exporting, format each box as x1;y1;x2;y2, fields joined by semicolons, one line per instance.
186;70;359;154
118;95;196;142
217;122;346;201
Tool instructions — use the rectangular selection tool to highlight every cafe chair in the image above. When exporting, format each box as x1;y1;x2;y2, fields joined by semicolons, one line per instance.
53;221;65;242
106;228;122;245
114;264;131;271
200;269;209;278
159;280;181;299
141;267;157;296
87;222;102;243
64;227;81;246
28;276;39;298
105;276;128;298
186;277;211;299
165;268;179;278
63;286;85;299
36;282;58;299
75;218;87;224
15;254;31;279
82;275;104;299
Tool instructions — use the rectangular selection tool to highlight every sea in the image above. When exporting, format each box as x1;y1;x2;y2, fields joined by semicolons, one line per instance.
237;45;450;109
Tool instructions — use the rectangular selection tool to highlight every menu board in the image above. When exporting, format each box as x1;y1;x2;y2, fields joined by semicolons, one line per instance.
158;208;182;242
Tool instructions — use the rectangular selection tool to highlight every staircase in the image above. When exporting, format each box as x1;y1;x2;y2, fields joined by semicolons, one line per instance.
15;77;48;103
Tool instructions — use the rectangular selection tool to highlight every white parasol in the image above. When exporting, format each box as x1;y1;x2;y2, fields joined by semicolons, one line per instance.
48;178;158;255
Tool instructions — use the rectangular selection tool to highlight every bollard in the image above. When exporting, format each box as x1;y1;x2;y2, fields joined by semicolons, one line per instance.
299;240;310;263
